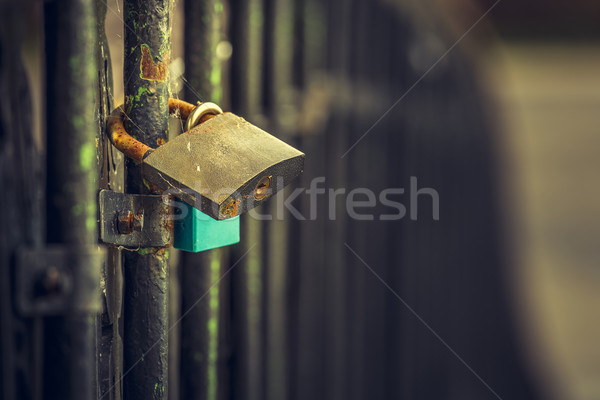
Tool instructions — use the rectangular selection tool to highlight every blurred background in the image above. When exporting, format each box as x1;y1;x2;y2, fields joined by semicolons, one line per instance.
476;2;600;399
1;0;599;399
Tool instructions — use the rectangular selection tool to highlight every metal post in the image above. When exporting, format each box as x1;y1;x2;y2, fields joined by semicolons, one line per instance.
43;0;100;399
180;1;228;399
263;0;294;398
230;0;266;399
122;1;171;399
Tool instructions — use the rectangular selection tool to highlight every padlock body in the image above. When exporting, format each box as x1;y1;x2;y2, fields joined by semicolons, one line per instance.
142;112;304;220
174;202;240;252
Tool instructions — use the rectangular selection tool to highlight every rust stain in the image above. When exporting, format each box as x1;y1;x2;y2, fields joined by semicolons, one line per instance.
156;137;166;146
139;44;169;82
160;195;175;233
221;199;241;218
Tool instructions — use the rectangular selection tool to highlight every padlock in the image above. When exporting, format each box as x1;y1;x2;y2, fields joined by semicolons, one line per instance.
107;98;304;252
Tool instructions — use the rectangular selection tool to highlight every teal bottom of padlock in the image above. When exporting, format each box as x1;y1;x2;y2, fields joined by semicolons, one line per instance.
174;202;240;252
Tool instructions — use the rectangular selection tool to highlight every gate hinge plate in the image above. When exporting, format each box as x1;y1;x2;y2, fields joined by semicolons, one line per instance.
16;246;104;316
99;189;173;248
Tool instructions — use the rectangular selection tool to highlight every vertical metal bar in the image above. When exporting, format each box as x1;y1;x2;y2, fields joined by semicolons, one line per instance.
0;3;45;400
345;0;368;397
229;0;265;399
291;1;327;399
122;1;171;399
95;0;122;398
323;0;352;399
43;0;100;399
263;0;295;398
181;3;229;399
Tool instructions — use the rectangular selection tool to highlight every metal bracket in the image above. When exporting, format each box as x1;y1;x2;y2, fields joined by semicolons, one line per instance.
16;246;104;316
99;189;173;248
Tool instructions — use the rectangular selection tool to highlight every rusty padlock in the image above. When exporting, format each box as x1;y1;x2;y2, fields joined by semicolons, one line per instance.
107;99;304;220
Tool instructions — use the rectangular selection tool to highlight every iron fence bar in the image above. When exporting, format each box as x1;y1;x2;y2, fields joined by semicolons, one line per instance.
229;0;266;398
322;0;352;399
43;0;100;399
263;0;295;398
290;1;328;399
94;0;121;398
122;1;171;399
0;3;45;400
181;1;229;399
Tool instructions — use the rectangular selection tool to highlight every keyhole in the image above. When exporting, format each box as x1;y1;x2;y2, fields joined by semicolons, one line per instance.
254;176;272;200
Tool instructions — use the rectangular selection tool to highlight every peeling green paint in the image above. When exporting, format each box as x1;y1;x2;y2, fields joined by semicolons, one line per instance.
153;383;165;396
134;86;152;102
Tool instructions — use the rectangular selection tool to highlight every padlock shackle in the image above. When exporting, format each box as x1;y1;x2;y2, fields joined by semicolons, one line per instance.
168;98;196;119
107;107;153;163
107;99;216;163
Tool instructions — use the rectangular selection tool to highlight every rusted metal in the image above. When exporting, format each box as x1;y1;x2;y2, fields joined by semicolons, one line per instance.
169;98;196;119
98;190;173;247
108;107;153;163
122;1;172;399
139;44;169;82
108;99;218;163
108;100;304;220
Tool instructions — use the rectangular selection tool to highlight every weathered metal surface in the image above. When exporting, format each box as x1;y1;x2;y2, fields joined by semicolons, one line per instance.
108;99;213;164
94;0;124;397
15;247;103;316
122;1;171;399
142;112;305;220
99;190;173;247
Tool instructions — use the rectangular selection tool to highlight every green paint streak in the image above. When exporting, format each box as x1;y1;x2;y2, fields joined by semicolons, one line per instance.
134;86;152;103
79;142;95;171
153;382;165;397
209;67;222;103
207;251;220;400
86;202;95;232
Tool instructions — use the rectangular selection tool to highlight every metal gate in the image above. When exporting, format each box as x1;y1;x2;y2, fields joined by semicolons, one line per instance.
0;0;539;399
